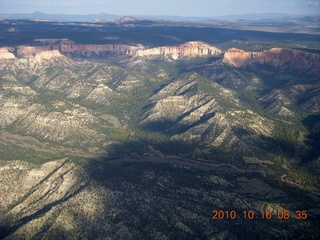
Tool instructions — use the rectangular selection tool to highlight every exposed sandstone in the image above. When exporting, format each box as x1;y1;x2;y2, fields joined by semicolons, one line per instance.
17;40;144;57
223;48;320;70
136;41;223;59
18;41;223;59
34;50;63;61
17;46;52;57
57;42;143;55
0;47;16;59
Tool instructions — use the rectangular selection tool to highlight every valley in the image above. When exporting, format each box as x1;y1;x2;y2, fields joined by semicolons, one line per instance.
0;18;319;239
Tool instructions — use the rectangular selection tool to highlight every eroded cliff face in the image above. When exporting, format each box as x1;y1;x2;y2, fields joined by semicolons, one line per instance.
34;50;63;61
0;48;16;60
58;43;143;55
17;41;144;58
4;41;224;61
136;41;223;59
5;41;320;68
223;48;320;70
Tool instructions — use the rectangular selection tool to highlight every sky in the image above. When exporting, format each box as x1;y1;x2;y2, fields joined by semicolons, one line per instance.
0;0;319;17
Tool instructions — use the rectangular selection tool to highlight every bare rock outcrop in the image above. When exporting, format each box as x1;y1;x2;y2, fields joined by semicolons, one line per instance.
223;48;320;70
57;42;143;55
14;47;64;61
0;47;16;59
136;41;223;59
14;40;222;60
34;50;63;61
17;46;52;57
17;40;144;57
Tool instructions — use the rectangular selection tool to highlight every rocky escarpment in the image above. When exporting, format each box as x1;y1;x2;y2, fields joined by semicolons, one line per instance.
20;40;223;59
0;46;64;62
34;50;63;61
136;41;223;59
16;40;223;59
223;48;320;70
16;40;144;58
0;48;16;60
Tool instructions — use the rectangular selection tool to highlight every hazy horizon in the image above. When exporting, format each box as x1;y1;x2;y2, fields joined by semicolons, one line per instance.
1;0;319;17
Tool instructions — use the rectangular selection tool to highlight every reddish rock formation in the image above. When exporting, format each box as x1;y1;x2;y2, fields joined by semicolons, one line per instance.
17;40;144;58
12;40;320;70
223;48;320;70
16;41;222;60
7;27;16;32
135;41;223;59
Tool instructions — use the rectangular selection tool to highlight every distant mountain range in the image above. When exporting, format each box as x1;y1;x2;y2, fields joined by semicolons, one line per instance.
0;11;119;22
0;11;319;22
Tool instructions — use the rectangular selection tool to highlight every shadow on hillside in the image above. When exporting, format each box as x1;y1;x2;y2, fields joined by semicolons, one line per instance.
0;134;314;239
80;136;320;240
301;114;320;165
0;185;86;239
0;125;305;239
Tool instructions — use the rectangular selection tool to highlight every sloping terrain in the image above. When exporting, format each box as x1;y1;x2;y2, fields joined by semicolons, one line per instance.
1;158;319;239
0;19;319;239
